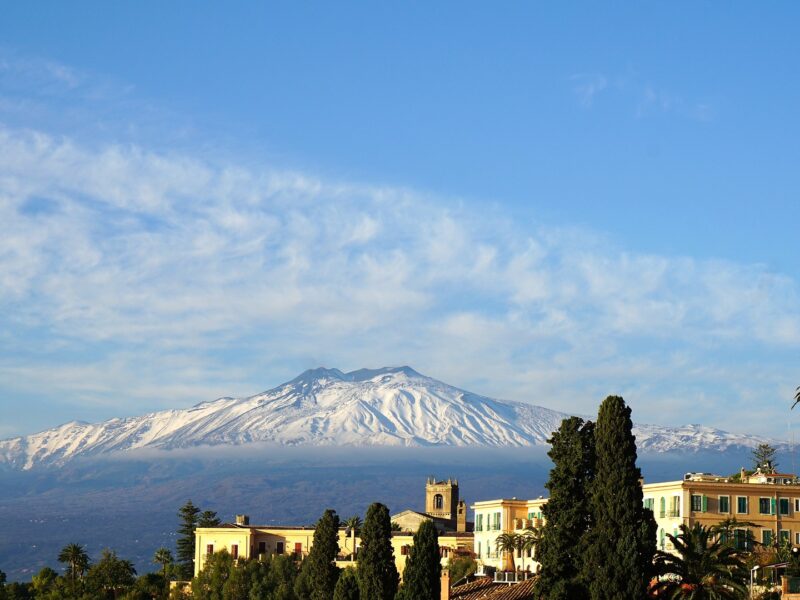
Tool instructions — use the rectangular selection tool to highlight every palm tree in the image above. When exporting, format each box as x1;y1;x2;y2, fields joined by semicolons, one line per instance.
58;543;89;591
495;533;522;572
153;547;174;579
343;515;362;562
520;525;542;572
650;523;748;599
710;516;760;551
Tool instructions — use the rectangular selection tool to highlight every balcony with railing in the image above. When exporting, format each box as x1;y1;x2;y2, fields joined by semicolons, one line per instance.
494;571;535;584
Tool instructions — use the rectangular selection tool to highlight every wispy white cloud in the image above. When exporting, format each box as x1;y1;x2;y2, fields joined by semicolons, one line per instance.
570;70;715;122
569;73;608;107
0;123;798;437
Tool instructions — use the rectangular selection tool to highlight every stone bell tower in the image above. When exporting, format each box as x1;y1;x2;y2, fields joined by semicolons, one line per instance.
425;477;459;523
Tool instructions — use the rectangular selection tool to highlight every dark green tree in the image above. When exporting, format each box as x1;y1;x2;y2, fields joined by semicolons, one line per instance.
399;519;440;600
752;443;778;471
357;503;398;600
128;572;168;600
177;500;201;580
198;510;221;528
536;417;595;600
84;549;137;599
2;582;32;600
651;523;747;598
445;556;477;587
585;396;654;600
265;554;298;600
306;509;341;600
191;549;234;600
333;568;359;600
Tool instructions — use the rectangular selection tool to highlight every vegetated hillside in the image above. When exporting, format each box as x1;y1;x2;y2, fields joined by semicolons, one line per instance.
0;366;776;470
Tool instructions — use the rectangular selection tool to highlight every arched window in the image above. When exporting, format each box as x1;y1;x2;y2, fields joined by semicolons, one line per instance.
434;494;444;509
659;528;665;551
659;496;666;518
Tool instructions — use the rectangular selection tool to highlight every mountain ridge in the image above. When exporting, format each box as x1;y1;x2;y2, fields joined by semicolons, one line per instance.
0;366;777;470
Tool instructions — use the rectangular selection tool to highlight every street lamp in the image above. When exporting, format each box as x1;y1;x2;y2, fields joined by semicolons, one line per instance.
750;565;760;599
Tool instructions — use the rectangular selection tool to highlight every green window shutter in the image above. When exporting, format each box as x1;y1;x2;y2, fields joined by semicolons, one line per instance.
702;495;708;512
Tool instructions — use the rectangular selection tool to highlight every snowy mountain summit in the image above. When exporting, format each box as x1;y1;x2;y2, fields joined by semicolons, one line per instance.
0;366;773;470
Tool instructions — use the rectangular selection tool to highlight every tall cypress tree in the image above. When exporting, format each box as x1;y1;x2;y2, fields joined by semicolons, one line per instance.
400;519;440;600
176;500;201;579
586;395;654;600
357;503;398;600
535;416;595;600
306;508;342;600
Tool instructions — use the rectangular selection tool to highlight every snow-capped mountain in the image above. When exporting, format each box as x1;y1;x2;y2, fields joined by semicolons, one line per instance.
0;366;775;470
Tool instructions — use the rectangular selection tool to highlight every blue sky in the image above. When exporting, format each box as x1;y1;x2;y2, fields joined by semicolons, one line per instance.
0;3;798;439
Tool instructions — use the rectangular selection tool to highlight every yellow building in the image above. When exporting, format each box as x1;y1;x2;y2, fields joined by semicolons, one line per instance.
643;469;800;552
194;514;472;578
194;477;475;578
471;497;546;572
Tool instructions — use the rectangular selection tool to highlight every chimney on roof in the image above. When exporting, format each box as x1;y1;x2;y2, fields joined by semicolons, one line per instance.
235;514;250;526
441;569;450;600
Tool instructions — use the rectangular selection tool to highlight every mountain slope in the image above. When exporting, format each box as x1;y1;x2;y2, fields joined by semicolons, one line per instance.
0;366;775;470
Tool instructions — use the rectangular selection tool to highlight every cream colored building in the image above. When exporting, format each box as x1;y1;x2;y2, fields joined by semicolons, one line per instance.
194;477;474;578
194;515;472;578
471;497;546;572
643;469;800;552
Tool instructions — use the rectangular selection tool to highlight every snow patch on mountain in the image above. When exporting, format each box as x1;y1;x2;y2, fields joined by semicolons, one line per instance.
0;367;778;470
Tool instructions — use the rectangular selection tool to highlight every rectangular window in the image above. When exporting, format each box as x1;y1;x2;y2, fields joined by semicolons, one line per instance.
734;529;752;551
780;498;790;515
476;514;484;532
763;530;773;546
737;496;748;514
493;512;501;530
795;532;800;545
669;496;681;517
206;544;214;555
294;543;302;557
231;544;238;560
643;498;654;511
276;542;284;554
780;530;790;544
719;496;730;513
759;497;772;515
691;495;703;512
795;499;800;513
258;542;266;556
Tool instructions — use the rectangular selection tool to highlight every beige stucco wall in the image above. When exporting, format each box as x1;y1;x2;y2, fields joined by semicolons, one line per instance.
194;526;473;580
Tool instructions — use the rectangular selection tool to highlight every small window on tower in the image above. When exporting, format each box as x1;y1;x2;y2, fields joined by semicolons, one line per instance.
434;494;444;510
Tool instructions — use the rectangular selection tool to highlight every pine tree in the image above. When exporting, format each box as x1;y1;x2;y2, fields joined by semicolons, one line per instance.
176;500;201;579
752;443;778;471
198;510;221;528
400;519;440;600
357;503;398;600
585;396;653;600
306;508;341;600
535;417;595;600
333;568;360;600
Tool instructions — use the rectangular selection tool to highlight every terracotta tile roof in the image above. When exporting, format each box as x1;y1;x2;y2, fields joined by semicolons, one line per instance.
450;578;500;600
450;577;537;600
